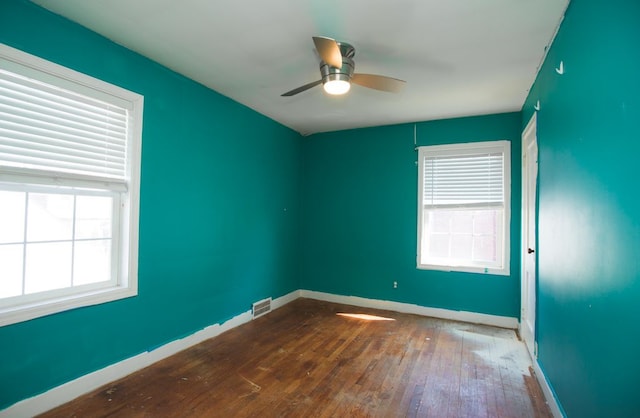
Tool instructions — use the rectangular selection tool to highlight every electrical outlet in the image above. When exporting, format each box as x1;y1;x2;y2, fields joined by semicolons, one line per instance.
393;281;398;289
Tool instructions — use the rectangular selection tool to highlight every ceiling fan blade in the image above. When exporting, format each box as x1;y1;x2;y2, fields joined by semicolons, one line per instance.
312;36;342;69
351;73;406;93
281;80;323;97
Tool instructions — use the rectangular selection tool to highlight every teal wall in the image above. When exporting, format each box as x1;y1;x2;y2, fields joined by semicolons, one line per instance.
522;1;640;416
300;113;522;317
0;0;301;409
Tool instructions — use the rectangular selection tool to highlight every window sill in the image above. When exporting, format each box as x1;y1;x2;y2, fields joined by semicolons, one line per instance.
417;264;510;276
0;286;137;327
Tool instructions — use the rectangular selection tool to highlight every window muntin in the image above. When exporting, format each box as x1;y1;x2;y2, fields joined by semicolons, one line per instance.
417;141;510;275
0;43;142;326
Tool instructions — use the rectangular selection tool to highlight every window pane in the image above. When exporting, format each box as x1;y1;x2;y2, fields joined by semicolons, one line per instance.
0;244;24;298
73;239;111;285
0;191;26;244
451;234;473;259
451;211;473;234
473;210;498;234
427;234;450;258
474;235;497;262
25;242;72;294
27;193;74;242
429;211;451;233
75;196;113;239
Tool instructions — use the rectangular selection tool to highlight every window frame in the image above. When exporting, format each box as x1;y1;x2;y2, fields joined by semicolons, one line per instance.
416;140;511;276
0;43;143;326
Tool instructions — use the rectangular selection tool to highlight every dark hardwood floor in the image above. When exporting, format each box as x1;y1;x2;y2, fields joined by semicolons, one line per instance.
40;298;551;417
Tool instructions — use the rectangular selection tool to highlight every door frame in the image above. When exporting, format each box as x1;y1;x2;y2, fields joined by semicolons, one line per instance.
521;112;538;358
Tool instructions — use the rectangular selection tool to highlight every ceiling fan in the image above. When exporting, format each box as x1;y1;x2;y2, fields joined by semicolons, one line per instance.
281;36;406;97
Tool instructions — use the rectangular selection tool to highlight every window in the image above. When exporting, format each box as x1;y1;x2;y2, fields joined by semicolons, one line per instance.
417;141;510;275
0;44;143;326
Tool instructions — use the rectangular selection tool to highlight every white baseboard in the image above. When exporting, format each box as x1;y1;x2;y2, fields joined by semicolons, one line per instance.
0;289;300;418
300;290;519;329
531;356;565;418
272;289;301;310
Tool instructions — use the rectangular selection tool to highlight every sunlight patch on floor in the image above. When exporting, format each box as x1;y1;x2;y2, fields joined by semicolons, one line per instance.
337;313;395;321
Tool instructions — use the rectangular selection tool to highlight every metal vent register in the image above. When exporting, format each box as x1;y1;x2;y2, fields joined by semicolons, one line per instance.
252;297;272;319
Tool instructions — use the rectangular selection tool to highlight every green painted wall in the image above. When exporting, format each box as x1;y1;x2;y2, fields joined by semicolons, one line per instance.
0;0;301;409
300;113;522;317
522;1;640;416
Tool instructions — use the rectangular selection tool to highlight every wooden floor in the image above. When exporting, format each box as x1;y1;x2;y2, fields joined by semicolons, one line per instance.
40;298;551;418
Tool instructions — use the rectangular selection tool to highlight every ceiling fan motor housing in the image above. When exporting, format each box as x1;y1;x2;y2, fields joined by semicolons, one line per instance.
320;42;355;84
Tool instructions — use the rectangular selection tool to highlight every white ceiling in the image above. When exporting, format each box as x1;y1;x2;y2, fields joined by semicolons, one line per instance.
31;0;569;136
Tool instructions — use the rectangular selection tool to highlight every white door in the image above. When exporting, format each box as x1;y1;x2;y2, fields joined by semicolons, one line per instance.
521;113;538;358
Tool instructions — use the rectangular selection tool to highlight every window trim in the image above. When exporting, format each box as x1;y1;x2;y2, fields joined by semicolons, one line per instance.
416;140;511;276
0;43;143;326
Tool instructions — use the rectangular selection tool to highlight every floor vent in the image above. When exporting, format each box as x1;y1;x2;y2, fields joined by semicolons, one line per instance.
252;297;272;319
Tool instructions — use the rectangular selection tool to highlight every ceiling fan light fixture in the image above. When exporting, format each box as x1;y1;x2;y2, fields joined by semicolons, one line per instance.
280;37;405;97
323;79;351;95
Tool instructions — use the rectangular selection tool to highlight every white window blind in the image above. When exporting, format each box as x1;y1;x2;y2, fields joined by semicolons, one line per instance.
0;68;128;182
423;151;504;207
